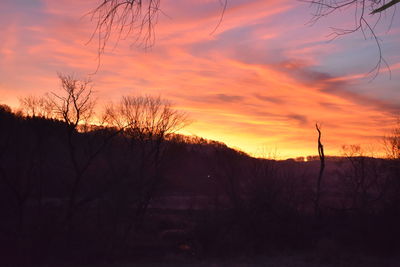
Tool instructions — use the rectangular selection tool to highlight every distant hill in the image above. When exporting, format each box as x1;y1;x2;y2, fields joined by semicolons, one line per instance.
1;103;400;266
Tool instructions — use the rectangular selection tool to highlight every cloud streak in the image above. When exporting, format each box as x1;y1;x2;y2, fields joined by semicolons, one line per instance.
0;0;399;158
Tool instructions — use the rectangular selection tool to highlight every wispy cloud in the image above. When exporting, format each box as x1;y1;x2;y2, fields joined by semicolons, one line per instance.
0;0;399;158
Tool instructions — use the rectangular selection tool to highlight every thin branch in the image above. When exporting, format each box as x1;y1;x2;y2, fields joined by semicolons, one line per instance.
305;0;397;79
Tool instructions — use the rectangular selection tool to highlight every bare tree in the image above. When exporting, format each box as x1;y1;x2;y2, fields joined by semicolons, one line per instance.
382;121;400;207
19;95;54;119
105;95;189;141
382;122;400;218
47;74;98;228
49;75;135;229
104;95;190;200
315;123;325;219
337;144;388;215
384;121;400;159
104;95;189;246
49;74;95;129
305;0;398;77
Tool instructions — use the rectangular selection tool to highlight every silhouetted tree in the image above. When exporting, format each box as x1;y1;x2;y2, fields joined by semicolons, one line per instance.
315;123;325;219
382;122;400;218
19;95;54;119
47;74;98;229
49;74;95;128
104;95;189;247
339;145;387;213
0;104;12;114
384;122;400;159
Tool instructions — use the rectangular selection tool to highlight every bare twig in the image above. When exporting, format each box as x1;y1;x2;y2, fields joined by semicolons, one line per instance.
88;0;228;72
304;0;398;79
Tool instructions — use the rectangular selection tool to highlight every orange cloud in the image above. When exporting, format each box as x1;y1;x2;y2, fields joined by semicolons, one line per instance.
0;0;399;158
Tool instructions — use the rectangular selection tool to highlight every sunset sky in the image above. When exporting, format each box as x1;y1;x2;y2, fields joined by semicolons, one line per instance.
0;0;399;158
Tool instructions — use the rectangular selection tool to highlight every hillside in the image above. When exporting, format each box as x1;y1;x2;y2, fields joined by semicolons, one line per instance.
1;105;400;266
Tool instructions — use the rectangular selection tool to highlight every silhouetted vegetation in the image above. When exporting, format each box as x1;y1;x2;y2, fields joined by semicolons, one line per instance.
1;100;400;266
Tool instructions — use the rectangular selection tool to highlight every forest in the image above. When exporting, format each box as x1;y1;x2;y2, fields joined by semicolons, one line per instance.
0;75;400;266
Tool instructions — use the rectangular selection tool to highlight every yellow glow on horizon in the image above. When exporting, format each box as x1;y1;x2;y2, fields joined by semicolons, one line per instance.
0;0;398;161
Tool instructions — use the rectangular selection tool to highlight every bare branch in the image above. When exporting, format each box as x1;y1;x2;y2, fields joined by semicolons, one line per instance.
371;0;400;14
88;0;227;71
88;0;161;54
49;74;95;129
105;95;189;139
305;0;398;78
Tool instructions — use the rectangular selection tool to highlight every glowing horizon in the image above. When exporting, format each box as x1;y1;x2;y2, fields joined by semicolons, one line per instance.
0;0;399;159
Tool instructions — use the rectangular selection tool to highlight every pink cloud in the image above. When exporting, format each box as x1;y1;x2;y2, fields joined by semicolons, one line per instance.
0;0;399;158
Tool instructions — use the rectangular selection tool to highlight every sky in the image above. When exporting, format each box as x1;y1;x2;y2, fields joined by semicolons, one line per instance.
0;0;399;159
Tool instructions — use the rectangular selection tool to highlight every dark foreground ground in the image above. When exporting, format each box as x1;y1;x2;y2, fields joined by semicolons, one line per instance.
7;253;399;267
2;107;400;267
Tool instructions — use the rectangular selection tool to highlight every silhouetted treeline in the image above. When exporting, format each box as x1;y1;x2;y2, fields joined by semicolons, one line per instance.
1;104;400;266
